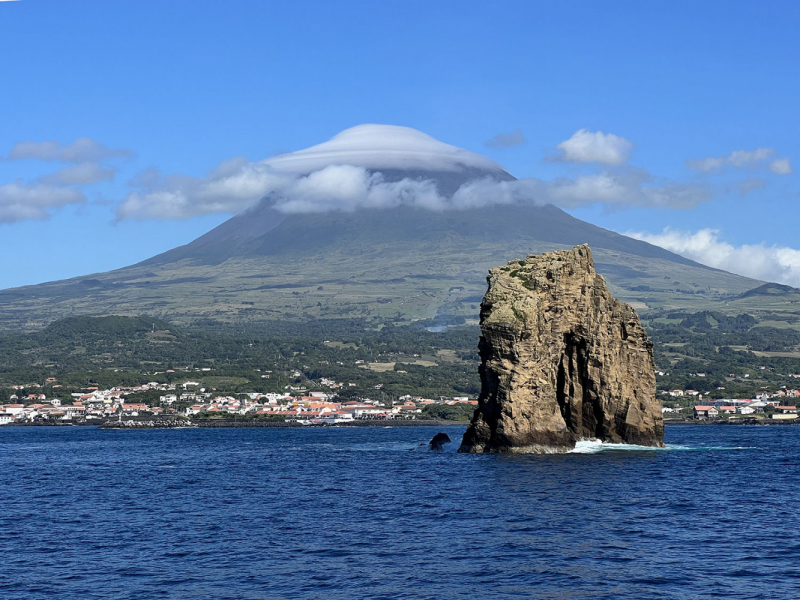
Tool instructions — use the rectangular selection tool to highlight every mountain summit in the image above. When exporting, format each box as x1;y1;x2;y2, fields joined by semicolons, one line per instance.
265;124;509;175
0;125;761;331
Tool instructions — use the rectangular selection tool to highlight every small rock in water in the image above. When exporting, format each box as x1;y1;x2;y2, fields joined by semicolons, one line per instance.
429;432;452;451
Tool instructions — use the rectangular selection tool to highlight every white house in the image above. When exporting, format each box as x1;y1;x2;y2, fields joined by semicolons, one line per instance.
321;411;354;424
694;406;719;419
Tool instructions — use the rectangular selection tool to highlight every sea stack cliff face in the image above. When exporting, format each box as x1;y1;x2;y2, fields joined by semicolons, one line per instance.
459;245;664;453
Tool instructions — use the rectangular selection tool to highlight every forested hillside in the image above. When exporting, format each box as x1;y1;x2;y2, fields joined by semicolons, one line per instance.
3;310;800;407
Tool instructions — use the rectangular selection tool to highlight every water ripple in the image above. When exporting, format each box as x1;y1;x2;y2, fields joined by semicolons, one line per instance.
0;425;796;599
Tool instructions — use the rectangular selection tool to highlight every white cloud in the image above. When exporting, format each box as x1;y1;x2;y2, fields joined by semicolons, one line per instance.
274;166;448;213
0;182;86;223
117;125;512;219
552;129;633;165
686;156;725;172
485;129;526;149
5;138;133;163
686;147;790;174
769;157;793;175
118;158;712;220
627;228;800;287
39;163;116;186
0;137;124;222
542;170;710;210
117;162;297;221
728;148;774;167
732;178;766;195
115;125;715;220
120;161;493;219
265;124;506;174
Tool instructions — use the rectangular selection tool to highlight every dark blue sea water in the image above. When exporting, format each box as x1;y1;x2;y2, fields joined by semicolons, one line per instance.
1;425;799;599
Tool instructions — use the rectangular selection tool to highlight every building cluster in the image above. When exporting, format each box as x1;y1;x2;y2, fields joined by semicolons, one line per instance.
186;393;476;423
0;381;477;425
664;384;800;404
660;396;800;420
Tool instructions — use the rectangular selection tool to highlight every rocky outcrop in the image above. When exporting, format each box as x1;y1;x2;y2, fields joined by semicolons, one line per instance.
459;245;663;453
429;432;452;450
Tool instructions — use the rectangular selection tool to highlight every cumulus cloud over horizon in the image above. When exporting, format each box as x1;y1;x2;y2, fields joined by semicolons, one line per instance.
116;124;716;220
627;227;800;287
4;137;133;163
116;125;711;220
0;182;86;223
769;157;793;174
117;159;713;220
731;177;766;196
552;129;633;165
686;147;793;175
0;137;129;223
118;162;510;220
39;162;116;186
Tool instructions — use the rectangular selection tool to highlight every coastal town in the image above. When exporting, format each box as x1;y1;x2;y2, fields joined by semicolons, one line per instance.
0;376;478;425
1;371;800;425
660;387;799;421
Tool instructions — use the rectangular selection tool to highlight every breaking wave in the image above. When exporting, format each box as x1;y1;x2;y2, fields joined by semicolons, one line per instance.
568;439;758;454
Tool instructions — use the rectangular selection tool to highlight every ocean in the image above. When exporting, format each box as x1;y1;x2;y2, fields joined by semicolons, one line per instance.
1;424;798;599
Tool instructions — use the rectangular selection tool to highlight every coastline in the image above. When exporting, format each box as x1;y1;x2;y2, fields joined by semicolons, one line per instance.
663;418;799;426
97;418;466;429
3;418;797;429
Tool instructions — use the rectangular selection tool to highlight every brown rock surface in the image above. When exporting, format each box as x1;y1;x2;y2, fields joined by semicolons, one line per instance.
459;244;664;453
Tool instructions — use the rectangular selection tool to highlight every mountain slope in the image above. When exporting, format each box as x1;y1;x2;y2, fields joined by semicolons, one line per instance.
0;199;761;332
0;125;768;331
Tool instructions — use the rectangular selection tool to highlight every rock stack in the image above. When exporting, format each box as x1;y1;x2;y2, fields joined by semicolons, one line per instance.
459;244;664;453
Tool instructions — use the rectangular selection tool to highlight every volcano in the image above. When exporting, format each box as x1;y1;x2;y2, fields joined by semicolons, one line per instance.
0;125;761;331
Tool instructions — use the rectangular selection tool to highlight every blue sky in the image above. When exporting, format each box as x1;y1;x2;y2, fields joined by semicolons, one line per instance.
1;0;798;288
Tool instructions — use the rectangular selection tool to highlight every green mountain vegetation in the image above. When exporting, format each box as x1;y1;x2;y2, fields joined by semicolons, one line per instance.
736;282;800;299
0;316;482;402
2;311;800;408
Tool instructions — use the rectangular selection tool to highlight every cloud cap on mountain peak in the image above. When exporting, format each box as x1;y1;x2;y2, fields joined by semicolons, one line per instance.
264;124;508;174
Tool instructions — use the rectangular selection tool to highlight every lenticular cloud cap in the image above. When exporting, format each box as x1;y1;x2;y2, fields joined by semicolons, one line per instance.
265;124;506;174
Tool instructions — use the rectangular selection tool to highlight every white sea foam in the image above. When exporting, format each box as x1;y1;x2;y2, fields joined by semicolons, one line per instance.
568;439;758;454
569;439;672;454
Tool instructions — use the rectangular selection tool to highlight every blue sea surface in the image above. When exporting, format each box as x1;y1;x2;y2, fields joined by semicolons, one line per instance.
1;424;798;599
